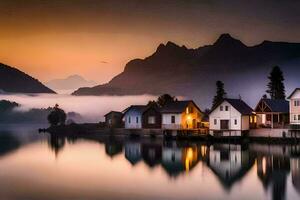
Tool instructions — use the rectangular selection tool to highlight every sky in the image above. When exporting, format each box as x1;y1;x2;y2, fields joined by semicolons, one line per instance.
0;0;299;84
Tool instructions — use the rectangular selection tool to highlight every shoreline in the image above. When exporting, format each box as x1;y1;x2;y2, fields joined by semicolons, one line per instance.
40;123;300;144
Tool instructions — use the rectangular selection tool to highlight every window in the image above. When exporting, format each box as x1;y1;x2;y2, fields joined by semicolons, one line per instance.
294;100;300;107
148;116;155;124
186;107;189;114
220;106;223;111
234;119;237;125
190;107;194;113
214;119;217;125
128;117;131;124
225;106;229;111
294;115;297;121
298;115;300;121
136;117;139;123
171;116;176;124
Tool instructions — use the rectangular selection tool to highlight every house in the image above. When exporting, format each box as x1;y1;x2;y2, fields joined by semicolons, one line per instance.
160;100;203;130
209;98;255;136
254;98;289;128
104;111;123;128
288;88;300;125
123;104;161;129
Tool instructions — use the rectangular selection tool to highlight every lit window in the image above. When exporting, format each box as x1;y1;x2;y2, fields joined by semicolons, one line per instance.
148;116;155;124
220;106;223;111
186;107;189;114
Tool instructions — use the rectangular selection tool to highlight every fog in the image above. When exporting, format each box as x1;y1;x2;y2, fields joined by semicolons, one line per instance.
0;94;157;122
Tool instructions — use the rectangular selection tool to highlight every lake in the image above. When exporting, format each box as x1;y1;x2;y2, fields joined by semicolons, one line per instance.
0;125;299;200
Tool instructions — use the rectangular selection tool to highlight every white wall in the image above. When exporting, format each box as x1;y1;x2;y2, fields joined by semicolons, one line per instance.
124;110;142;129
209;101;245;131
290;89;300;125
162;113;182;130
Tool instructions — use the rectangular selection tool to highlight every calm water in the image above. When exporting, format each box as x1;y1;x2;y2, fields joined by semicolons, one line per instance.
0;126;300;200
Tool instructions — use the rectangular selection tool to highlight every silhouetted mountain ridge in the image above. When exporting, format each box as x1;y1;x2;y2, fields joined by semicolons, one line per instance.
73;34;300;107
45;74;97;90
0;63;55;94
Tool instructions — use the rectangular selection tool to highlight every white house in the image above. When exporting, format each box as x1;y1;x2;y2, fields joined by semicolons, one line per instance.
123;105;147;129
209;98;255;136
160;100;203;130
288;88;300;125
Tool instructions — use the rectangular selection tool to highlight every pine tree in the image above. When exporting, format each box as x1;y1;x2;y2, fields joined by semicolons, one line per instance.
266;66;286;99
212;81;227;108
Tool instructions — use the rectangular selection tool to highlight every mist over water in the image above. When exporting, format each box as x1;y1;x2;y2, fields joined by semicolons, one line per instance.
0;94;157;122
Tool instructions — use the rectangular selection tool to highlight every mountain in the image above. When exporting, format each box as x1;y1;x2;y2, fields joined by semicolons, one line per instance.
72;34;300;108
0;63;55;94
46;75;97;91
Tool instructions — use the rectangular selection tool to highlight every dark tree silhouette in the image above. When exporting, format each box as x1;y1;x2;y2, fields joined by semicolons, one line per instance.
266;66;286;99
212;80;227;108
156;94;176;107
47;104;67;126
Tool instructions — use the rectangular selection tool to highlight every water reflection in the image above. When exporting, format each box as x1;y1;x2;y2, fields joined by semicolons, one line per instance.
1;130;300;200
207;144;255;190
44;134;300;198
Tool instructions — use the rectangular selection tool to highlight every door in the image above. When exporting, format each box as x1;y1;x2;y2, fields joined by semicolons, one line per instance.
192;119;196;129
220;120;229;130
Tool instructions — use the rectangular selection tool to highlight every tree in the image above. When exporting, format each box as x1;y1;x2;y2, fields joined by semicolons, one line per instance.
156;94;176;107
266;66;286;99
47;104;67;126
212;81;227;108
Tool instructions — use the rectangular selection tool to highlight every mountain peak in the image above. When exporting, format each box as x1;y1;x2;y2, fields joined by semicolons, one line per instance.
155;41;188;56
214;33;246;48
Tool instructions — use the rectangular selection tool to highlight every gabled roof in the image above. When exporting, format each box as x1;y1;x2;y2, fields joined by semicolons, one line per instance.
123;105;148;115
255;98;289;113
287;88;300;99
123;104;161;116
211;98;253;115
104;111;123;117
160;100;201;113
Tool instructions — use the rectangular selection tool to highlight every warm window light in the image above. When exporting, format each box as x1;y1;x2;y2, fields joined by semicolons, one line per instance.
185;148;194;172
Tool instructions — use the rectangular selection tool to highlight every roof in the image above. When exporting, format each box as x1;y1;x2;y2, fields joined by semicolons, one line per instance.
123;104;160;115
104;111;123;117
287;88;300;99
123;105;148;115
160;100;201;113
255;98;289;113
211;98;253;115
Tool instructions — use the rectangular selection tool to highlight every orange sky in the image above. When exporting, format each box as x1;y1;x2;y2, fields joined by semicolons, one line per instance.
0;0;299;84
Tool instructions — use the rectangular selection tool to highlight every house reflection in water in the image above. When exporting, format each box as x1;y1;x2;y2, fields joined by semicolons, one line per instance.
257;155;290;200
207;144;254;190
104;140;123;158
161;142;201;177
124;141;142;165
291;158;300;195
141;143;162;168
